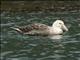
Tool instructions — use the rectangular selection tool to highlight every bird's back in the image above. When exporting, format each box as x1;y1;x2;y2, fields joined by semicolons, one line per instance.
12;23;50;35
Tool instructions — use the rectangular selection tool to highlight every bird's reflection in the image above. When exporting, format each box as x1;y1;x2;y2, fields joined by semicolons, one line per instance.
49;35;63;40
48;35;64;48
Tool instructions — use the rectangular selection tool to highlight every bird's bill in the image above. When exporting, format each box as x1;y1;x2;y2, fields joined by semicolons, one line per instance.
62;24;68;31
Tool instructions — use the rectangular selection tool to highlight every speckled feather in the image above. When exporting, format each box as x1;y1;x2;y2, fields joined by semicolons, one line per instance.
17;23;50;35
12;20;68;35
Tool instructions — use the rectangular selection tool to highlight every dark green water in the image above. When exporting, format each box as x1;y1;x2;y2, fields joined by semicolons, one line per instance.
1;11;80;60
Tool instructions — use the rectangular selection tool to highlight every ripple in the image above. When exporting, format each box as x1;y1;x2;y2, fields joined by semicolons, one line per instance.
1;23;15;27
29;44;37;47
62;41;80;44
37;55;66;60
70;51;80;54
1;11;80;60
79;24;80;27
76;33;80;36
1;51;13;60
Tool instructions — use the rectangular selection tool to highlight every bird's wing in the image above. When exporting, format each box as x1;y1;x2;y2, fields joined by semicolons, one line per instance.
12;23;50;35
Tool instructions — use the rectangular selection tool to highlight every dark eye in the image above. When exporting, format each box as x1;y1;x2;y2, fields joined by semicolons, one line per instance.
59;23;62;24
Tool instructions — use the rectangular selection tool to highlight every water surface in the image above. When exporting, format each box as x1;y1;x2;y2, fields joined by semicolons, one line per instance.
1;11;80;60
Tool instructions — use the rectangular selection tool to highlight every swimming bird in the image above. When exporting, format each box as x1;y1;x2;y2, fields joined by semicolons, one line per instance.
11;20;68;36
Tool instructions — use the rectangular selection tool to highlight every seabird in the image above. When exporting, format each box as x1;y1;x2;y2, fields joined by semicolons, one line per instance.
11;20;68;36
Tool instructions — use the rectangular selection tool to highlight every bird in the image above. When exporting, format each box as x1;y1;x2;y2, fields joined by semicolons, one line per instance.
11;20;68;36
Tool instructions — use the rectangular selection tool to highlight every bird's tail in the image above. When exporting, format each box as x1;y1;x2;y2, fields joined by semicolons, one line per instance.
10;27;23;34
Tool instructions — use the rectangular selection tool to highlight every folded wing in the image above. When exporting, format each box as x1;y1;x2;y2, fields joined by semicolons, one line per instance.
12;23;50;35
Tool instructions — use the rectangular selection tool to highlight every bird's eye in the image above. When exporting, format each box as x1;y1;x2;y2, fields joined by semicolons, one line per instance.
59;23;62;24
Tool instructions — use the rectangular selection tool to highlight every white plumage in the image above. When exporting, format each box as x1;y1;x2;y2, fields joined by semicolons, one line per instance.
12;20;68;36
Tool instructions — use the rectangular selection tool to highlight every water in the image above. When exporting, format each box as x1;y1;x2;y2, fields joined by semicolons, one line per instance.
1;11;80;60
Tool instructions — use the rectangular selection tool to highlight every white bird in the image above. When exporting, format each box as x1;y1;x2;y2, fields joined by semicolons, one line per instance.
11;20;68;36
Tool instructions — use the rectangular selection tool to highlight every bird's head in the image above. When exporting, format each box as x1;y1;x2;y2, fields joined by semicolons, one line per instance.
52;20;68;32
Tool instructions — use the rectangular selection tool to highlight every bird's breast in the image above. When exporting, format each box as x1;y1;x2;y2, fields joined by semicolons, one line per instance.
49;27;63;35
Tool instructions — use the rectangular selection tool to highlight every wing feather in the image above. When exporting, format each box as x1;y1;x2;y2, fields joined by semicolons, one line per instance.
12;23;50;35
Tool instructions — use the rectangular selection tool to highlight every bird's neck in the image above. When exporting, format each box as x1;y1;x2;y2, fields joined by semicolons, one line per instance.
50;26;63;35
